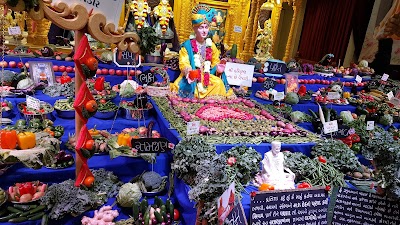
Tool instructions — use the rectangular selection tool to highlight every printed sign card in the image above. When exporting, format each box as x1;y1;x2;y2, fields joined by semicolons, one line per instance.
225;62;254;87
251;188;329;225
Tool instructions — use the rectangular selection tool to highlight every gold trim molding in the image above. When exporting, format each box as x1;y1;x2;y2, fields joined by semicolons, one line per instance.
174;0;250;58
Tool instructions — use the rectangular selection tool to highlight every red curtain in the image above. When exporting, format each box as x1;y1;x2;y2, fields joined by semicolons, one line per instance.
297;0;358;64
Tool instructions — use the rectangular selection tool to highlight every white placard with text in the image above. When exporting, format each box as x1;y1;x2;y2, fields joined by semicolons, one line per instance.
323;120;338;134
274;92;285;101
26;96;41;110
366;121;374;131
327;92;341;100
225;62;254;87
187;121;200;135
52;0;124;31
8;26;21;35
387;91;394;100
381;73;389;81
234;25;242;33
355;75;362;83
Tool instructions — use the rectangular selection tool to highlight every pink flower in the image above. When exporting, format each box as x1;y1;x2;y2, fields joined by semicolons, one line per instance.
190;39;198;53
168;143;175;149
203;72;210;86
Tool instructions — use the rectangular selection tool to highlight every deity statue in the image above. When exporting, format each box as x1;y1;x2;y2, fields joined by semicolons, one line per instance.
152;0;174;39
125;0;151;32
254;19;274;63
170;4;234;98
254;141;295;190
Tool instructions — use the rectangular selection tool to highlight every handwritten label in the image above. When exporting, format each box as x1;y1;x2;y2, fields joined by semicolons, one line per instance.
26;96;41;110
381;73;389;81
263;60;287;75
387;91;394;100
263;77;277;90
130;138;173;153
113;48;141;67
323;120;338;134
274;92;285;101
355;75;362;83
233;25;242;33
321;125;351;138
218;182;236;225
331;187;400;225
53;0;123;31
327;92;341;100
187;121;200;135
225;203;248;225
8;26;21;35
366;121;374;131
251;188;329;225
225;62;254;87
389;97;400;106
138;69;156;85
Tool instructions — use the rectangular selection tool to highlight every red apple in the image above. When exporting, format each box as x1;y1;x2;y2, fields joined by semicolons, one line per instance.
116;70;123;76
58;66;66;72
315;79;321;84
96;69;101;74
309;79;315;84
257;77;265;83
276;79;281;84
299;79;303;84
108;69;115;75
53;65;59;72
66;66;73;73
24;62;29;68
101;68;108;75
129;70;136;76
123;70;128;76
304;80;309;84
330;80;334;84
17;62;24;68
9;61;16;68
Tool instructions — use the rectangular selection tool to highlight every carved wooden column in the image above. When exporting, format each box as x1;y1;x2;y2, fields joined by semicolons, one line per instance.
271;3;282;56
283;0;303;62
240;0;263;61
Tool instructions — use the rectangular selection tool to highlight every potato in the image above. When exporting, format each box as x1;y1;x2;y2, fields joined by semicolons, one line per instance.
362;172;371;179
353;172;363;178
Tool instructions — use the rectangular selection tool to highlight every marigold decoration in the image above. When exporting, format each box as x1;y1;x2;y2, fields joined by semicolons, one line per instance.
190;37;212;87
130;0;149;29
153;0;173;34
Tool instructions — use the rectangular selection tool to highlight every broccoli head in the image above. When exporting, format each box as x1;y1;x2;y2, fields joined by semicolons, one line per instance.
142;171;162;191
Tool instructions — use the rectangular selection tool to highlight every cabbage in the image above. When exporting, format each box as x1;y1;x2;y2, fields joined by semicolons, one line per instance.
379;114;393;126
17;78;35;89
290;111;308;123
285;92;299;105
120;80;138;98
340;111;353;124
116;182;142;207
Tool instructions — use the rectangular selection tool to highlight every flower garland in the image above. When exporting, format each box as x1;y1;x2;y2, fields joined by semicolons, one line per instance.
153;2;173;34
130;0;149;29
190;38;212;86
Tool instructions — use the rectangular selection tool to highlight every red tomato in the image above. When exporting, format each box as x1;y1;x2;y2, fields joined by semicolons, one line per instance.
280;79;286;84
276;79;281;84
9;61;16;68
304;80;309;84
83;176;95;188
85;57;98;71
173;209;180;221
315;79;321;84
116;70;123;76
59;66;66;72
17;62;24;68
53;65;59;72
99;99;107;104
66;66;73;73
108;69;115;75
85;140;95;150
299;79;303;84
101;68;108;75
85;100;98;113
227;157;236;166
0;61;8;68
123;70;128;76
96;69;101;75
318;155;327;163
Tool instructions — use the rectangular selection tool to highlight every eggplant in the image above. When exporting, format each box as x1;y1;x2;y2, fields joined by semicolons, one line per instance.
312;118;323;133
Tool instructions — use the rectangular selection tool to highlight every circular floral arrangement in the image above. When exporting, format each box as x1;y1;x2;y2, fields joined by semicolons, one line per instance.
148;67;170;87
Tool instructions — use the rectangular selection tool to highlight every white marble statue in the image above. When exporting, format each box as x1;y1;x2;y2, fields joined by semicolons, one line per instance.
254;141;295;190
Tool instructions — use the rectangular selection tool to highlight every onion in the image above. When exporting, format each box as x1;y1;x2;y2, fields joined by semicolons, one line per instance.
182;98;190;102
285;124;294;130
171;100;179;106
269;131;278;137
282;129;291;133
199;126;209;133
227;100;233;104
267;115;275;120
191;99;198;103
207;99;216;104
183;116;191;121
276;121;286;128
289;128;297;133
200;99;207;104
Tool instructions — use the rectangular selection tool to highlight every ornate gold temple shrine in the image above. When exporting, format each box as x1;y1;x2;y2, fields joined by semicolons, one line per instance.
174;0;306;62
